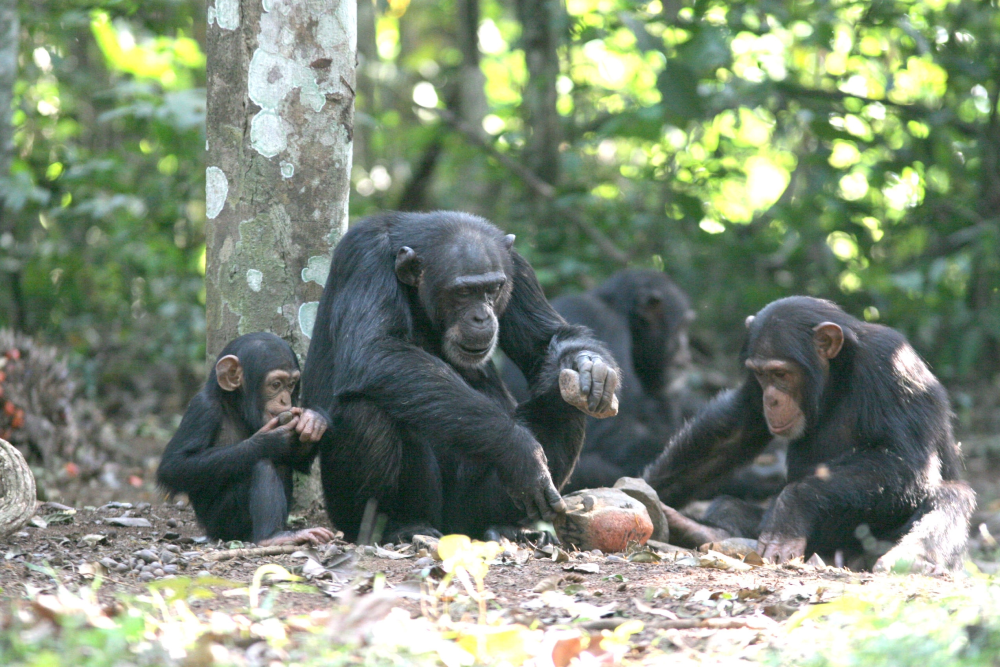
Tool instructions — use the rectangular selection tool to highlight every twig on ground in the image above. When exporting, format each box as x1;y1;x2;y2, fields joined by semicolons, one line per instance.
202;544;303;562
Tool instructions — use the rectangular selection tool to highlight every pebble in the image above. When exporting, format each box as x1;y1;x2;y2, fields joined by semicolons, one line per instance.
139;572;155;582
136;502;151;512
153;568;165;577
115;563;130;573
197;570;212;578
135;550;158;564
414;557;435;568
166;518;178;528
99;558;119;570
591;549;604;557
141;564;156;574
163;565;178;575
607;555;626;563
160;551;176;564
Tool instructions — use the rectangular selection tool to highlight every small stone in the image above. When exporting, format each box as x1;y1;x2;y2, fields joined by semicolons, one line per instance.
141;564;156;574
382;543;394;551
806;553;826;568
697;538;760;559
135;550;158;563
99;558;119;570
163;564;179;575
139;572;155;582
107;517;152;528
414;557;435;568
136;502;151;512
166;519;178;528
164;544;182;553
153;568;165;577
591;549;603;557
160;551;176;564
613;477;669;543
607;555;626;563
553;488;653;553
162;532;181;540
115;563;129;573
197;570;212;578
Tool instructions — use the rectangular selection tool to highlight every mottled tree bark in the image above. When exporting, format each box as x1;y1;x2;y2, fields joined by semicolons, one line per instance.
514;0;563;187
204;0;356;361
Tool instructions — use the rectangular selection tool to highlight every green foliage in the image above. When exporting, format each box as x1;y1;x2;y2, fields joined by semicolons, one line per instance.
351;0;1000;388
1;0;206;399
1;0;997;408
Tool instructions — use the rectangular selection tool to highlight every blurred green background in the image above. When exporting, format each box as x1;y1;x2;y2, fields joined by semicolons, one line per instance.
0;0;997;428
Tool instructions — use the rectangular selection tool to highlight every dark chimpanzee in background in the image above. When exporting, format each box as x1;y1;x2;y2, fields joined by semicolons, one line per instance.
158;333;335;546
301;211;621;543
503;269;695;491
644;296;974;572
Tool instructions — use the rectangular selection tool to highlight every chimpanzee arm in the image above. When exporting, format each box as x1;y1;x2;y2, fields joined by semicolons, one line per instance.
643;381;771;507
498;251;620;482
757;448;923;554
157;393;296;493
500;252;618;397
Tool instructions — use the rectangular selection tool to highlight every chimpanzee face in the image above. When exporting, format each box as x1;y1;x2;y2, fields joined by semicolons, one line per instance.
395;232;515;369
260;369;300;420
745;357;808;439
744;314;845;440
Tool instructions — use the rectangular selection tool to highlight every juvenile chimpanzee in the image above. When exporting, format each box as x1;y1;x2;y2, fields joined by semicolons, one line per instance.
158;333;335;546
301;211;621;542
644;297;974;572
502;269;695;490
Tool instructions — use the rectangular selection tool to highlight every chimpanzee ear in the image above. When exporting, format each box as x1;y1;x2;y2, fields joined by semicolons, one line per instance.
502;234;516;250
395;246;421;286
813;322;845;360
215;355;244;392
745;315;755;329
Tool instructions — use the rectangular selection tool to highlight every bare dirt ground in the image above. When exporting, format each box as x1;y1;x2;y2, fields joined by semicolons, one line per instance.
0;495;983;666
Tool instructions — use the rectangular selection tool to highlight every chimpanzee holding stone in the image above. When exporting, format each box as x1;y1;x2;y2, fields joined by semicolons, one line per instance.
502;269;696;491
301;211;621;543
644;296;974;572
158;333;335;546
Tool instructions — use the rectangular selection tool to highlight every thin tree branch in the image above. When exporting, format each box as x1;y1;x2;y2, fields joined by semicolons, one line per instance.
427;106;630;265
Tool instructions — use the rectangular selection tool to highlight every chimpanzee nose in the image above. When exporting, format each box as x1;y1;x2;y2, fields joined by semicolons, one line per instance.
471;308;489;326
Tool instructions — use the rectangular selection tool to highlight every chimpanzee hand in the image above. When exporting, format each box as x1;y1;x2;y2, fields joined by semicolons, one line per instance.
757;534;807;563
499;445;567;523
253;412;301;458
559;352;619;418
294;408;328;443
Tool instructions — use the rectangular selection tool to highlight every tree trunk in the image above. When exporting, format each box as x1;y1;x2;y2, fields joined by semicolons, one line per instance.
0;439;36;538
204;0;357;361
514;0;562;187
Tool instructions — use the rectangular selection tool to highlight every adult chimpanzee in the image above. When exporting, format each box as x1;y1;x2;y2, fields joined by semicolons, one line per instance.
158;333;335;546
644;296;974;572
300;211;621;543
502;270;695;491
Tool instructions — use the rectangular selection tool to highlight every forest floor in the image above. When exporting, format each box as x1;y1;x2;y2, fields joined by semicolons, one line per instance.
2;490;1000;665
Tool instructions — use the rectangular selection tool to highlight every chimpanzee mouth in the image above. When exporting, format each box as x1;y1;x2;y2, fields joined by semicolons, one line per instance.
458;343;492;356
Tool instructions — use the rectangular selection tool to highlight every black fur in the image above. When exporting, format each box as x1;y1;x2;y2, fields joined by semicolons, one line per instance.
644;296;974;569
503;269;693;490
157;333;314;542
301;211;618;542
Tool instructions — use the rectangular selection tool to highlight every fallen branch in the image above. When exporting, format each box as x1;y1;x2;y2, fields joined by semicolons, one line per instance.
202;544;303;562
427;106;630;266
655;617;775;630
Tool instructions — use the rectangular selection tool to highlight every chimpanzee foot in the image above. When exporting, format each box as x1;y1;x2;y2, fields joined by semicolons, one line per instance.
484;525;559;546
873;544;942;575
385;524;443;544
258;527;336;547
661;504;732;548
